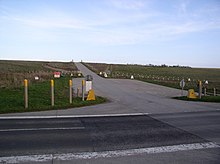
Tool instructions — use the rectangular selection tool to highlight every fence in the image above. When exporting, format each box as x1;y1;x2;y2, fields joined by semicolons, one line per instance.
204;88;220;96
111;72;219;96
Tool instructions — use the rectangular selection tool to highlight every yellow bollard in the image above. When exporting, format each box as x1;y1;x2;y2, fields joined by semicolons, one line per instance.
87;89;96;101
198;81;202;99
24;79;28;109
187;89;197;99
51;80;54;107
69;80;72;104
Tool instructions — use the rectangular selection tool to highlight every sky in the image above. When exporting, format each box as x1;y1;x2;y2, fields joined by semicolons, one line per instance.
0;0;220;68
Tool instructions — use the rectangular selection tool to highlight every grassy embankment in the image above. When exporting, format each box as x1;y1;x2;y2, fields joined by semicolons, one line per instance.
0;60;106;114
84;62;220;102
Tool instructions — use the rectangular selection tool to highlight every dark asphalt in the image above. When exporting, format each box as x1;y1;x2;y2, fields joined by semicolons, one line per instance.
151;110;220;145
0;114;211;157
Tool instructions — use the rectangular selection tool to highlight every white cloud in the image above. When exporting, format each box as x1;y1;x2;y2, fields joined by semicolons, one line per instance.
107;0;146;10
1;0;220;46
175;0;189;15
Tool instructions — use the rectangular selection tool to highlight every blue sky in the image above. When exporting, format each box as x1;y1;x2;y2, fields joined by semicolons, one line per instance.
0;0;220;67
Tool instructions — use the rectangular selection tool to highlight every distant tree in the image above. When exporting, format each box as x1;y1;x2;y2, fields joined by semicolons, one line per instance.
161;64;168;67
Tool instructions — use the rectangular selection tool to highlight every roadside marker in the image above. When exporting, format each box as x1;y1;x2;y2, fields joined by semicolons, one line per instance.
86;89;96;101
24;79;28;109
69;80;73;104
51;80;54;107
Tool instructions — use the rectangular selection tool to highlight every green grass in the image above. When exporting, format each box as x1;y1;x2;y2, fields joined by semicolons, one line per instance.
0;77;106;114
174;96;220;103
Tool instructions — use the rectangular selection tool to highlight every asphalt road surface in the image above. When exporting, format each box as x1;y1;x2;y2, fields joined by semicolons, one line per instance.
0;114;219;163
0;62;219;163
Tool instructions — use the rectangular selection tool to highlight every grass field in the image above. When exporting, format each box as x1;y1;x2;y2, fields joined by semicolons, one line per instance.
0;60;80;88
84;62;220;95
0;60;105;114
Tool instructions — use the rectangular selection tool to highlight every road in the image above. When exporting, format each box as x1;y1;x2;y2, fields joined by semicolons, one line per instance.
0;114;219;163
0;62;219;163
74;62;220;114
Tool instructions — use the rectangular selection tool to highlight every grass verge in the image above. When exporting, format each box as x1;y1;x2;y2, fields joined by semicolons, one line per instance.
173;96;220;103
0;77;106;114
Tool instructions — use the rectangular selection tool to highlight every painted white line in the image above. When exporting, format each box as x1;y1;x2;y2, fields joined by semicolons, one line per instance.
0;113;149;120
0;142;219;163
0;127;85;132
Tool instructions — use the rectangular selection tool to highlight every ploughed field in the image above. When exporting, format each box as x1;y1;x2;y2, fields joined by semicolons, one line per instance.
83;62;220;95
0;60;79;88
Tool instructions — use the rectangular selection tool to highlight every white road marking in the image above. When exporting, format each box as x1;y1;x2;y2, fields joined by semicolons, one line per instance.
0;113;149;120
0;127;85;132
0;142;219;163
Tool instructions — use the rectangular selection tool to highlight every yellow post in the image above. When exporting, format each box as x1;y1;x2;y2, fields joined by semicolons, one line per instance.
199;81;202;99
24;79;28;109
82;80;85;101
51;80;54;107
69;80;72;104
